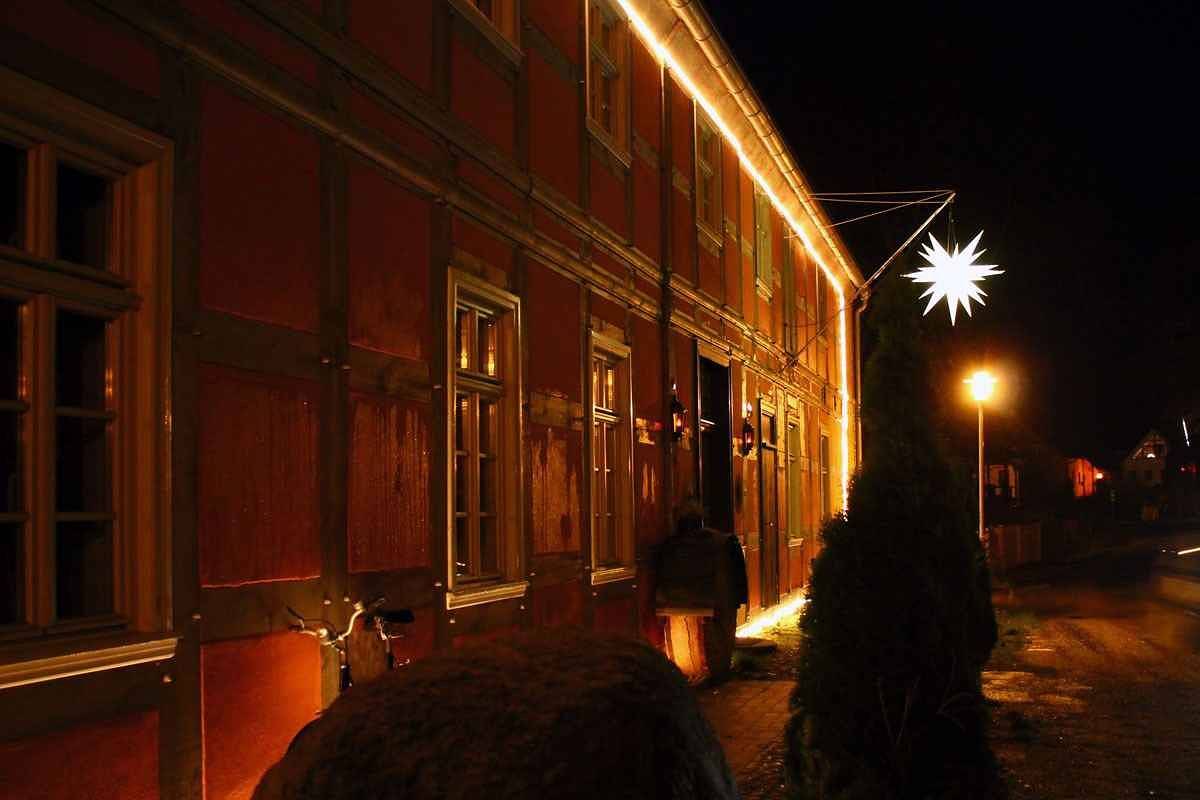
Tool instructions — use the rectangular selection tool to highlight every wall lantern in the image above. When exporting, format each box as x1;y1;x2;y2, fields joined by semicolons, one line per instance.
670;382;687;441
739;402;755;455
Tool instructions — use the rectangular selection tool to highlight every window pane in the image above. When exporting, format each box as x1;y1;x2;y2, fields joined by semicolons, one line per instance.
456;307;472;371
0;524;22;625
1;412;20;512
455;394;468;453
479;398;496;456
56;311;107;409
601;75;614;132
0;142;24;250
56;164;109;269
592;359;602;409
479;517;498;575
56;521;113;619
605;365;616;413
478;315;497;377
454;455;467;514
0;298;19;399
454;516;470;577
56;417;109;512
479;458;496;514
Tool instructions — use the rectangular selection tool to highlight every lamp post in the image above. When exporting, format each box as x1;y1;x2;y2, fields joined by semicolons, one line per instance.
964;370;997;544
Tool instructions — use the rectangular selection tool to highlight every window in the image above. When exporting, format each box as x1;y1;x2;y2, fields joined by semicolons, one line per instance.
587;0;629;153
695;111;721;235
815;267;828;334
0;67;172;667
819;433;831;521
449;0;520;55
449;272;524;607
1;140;25;250
589;333;634;582
754;186;773;295
786;418;806;541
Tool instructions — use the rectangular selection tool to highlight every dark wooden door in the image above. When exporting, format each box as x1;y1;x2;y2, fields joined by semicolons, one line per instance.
759;405;780;609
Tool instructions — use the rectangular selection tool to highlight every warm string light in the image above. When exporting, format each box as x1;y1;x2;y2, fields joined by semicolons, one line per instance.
616;0;852;509
736;595;806;638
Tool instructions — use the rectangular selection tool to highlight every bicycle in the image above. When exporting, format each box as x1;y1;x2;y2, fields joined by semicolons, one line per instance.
287;596;414;692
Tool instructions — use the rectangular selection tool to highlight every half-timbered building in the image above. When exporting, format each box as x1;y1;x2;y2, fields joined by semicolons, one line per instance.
0;1;864;796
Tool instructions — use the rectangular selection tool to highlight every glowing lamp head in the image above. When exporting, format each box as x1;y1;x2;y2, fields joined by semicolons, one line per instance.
965;370;997;403
670;382;687;441
1095;471;1105;480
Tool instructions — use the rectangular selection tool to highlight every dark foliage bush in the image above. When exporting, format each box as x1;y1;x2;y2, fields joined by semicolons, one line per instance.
786;277;999;799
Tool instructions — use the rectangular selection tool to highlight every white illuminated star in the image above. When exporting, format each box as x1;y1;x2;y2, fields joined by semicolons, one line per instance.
904;232;1003;325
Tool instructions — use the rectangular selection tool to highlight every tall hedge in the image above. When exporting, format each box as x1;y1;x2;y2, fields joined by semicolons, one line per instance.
786;276;999;799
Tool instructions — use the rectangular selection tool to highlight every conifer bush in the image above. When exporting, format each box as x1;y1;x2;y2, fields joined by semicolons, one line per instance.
785;277;999;799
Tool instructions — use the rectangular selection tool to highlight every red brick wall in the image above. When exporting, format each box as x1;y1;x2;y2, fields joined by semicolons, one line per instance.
347;163;432;360
198;84;321;333
201;634;322;800
198;365;321;586
348;393;431;572
0;711;158;800
451;38;515;156
0;0;160;97
184;0;318;87
348;0;433;91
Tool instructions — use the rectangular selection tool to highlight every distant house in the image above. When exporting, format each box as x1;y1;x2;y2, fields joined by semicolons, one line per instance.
1065;457;1100;498
1123;430;1169;488
987;462;1021;503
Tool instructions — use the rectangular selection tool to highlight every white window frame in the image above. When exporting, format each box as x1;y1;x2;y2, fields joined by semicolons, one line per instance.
586;0;631;158
754;185;773;297
587;331;635;585
0;66;175;684
446;271;526;609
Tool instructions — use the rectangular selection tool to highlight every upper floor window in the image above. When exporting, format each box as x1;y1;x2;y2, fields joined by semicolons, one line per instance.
815;266;828;334
588;332;634;582
754;186;773;295
587;0;630;154
695;112;721;235
449;273;525;607
450;0;520;56
0;67;171;658
819;433;832;521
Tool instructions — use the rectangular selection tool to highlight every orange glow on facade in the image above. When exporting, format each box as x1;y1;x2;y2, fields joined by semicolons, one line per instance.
616;0;854;509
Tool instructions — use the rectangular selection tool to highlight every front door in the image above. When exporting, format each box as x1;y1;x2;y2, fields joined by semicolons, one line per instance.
698;356;733;532
759;402;780;609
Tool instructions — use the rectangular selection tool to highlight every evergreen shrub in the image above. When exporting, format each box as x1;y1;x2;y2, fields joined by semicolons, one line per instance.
785;277;999;799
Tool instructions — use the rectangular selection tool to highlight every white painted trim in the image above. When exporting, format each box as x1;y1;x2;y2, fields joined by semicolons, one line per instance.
446;580;529;610
590;565;637;586
0;636;178;691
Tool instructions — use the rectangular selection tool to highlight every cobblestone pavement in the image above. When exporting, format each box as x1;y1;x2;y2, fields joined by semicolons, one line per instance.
696;613;803;799
698;680;792;799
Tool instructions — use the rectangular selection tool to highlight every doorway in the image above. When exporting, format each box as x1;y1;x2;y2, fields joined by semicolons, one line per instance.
759;401;780;609
698;356;733;533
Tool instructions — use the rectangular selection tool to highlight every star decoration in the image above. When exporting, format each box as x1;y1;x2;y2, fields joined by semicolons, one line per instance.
904;231;1003;325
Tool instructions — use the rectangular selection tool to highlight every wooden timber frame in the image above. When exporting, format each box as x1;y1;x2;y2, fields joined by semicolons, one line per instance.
0;1;863;797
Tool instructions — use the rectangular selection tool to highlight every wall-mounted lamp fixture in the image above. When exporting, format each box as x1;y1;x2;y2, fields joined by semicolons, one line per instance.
739;402;756;456
670;382;687;441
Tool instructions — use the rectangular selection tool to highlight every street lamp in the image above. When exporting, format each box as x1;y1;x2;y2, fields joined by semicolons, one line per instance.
964;370;997;544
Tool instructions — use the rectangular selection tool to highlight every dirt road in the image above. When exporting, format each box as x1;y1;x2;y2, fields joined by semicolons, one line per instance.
988;551;1200;799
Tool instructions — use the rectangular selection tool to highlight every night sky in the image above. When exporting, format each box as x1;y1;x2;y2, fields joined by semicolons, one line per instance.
705;1;1199;463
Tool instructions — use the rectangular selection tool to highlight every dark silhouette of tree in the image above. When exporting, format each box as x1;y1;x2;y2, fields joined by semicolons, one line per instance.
786;274;999;799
